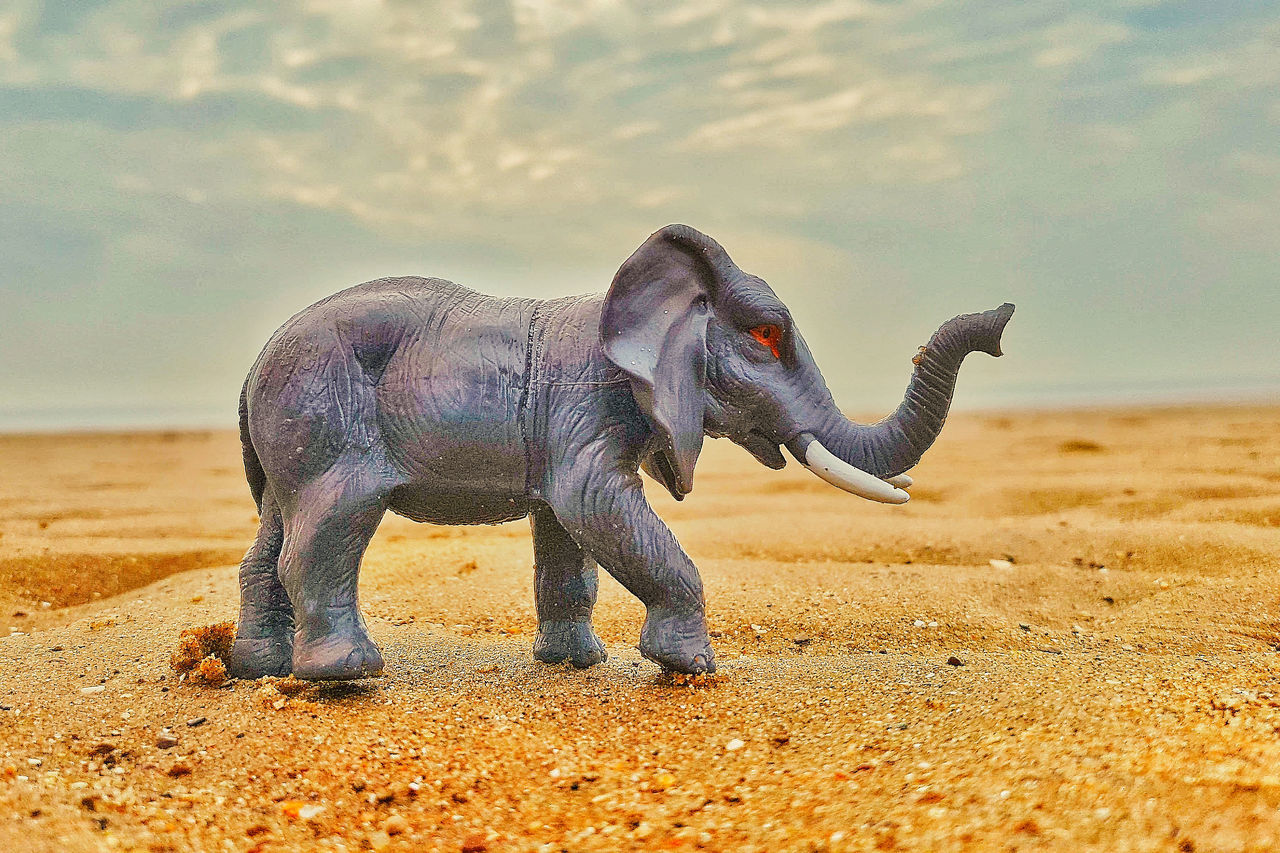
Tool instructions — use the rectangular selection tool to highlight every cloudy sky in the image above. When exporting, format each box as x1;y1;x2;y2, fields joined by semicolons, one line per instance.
2;0;1277;429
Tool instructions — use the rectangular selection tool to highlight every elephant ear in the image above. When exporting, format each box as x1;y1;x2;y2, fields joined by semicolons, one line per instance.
601;224;738;500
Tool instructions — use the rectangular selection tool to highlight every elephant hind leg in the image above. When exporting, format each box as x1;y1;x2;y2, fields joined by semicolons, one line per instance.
280;465;388;681
530;505;607;668
229;491;293;678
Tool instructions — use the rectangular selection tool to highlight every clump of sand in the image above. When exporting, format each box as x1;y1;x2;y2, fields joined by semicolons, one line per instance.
256;676;311;710
191;654;227;687
170;621;235;686
661;671;718;688
270;675;311;696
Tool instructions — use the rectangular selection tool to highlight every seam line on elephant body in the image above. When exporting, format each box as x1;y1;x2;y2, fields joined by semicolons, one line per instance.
518;303;543;498
534;379;628;388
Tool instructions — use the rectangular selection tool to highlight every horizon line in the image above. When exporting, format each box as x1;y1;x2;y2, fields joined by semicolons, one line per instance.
2;377;1276;436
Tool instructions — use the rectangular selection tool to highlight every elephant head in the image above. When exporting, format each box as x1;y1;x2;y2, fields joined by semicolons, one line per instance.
601;224;1013;502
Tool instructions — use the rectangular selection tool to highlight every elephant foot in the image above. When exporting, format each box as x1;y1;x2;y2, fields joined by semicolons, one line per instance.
292;615;384;681
534;620;608;669
639;607;716;674
228;635;293;679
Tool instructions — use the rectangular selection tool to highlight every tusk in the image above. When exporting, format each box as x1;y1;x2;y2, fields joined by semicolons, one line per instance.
884;473;913;489
799;437;910;504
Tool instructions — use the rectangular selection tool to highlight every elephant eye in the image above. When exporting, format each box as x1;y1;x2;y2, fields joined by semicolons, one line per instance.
748;324;782;358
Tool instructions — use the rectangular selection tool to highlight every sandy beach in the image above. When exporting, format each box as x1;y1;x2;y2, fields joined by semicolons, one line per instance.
1;405;1278;852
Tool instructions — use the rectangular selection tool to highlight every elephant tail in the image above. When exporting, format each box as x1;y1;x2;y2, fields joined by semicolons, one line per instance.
239;377;267;512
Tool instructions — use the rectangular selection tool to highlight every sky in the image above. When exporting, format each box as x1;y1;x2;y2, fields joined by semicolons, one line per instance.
1;0;1278;430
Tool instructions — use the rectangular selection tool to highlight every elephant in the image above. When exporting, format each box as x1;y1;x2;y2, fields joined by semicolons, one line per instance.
228;224;1013;681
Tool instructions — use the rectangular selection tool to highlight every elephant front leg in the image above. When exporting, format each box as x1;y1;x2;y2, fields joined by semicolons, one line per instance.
550;472;715;674
530;505;607;668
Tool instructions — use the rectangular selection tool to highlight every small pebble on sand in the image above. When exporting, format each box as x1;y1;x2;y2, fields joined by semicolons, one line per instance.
461;833;488;852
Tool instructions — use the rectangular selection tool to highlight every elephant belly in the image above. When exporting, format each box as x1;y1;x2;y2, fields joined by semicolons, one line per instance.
387;484;530;526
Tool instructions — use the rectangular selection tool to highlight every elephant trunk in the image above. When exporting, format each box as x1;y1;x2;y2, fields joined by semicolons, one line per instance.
785;303;1014;500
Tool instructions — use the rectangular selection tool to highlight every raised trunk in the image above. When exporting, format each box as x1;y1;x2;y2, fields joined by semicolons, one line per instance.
788;303;1014;480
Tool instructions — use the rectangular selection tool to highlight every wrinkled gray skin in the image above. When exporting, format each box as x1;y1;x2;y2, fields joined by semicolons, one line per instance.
230;225;1014;680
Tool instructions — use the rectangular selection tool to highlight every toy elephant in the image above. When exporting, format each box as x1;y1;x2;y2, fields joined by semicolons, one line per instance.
229;224;1013;680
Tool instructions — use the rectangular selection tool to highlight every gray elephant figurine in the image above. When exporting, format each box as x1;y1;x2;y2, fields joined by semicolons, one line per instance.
229;224;1013;680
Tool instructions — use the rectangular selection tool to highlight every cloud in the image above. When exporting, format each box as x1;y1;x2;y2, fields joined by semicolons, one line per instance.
683;88;869;148
1;0;1009;247
1;0;1279;423
1144;62;1228;87
1032;17;1130;68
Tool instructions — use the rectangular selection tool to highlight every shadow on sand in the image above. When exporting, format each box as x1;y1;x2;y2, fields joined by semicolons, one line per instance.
308;679;386;704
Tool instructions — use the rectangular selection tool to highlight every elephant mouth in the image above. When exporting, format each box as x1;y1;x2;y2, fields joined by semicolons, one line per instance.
735;428;786;469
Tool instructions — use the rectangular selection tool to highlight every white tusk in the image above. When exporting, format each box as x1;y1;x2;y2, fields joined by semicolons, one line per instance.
884;473;913;489
802;439;910;504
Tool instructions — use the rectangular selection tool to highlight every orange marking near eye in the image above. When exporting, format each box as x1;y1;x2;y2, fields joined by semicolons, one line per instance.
749;324;782;358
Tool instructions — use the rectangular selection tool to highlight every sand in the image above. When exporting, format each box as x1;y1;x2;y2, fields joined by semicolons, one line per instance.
1;406;1278;852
